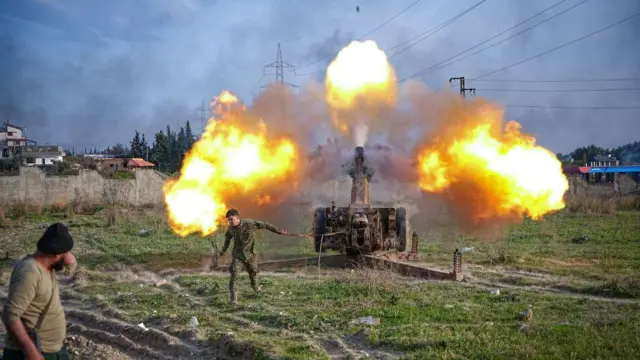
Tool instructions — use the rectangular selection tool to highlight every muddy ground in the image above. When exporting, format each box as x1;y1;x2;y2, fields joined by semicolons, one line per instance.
1;207;639;359
2;260;638;360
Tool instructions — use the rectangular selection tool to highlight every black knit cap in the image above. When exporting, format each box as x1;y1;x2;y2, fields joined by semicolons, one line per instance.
37;223;74;255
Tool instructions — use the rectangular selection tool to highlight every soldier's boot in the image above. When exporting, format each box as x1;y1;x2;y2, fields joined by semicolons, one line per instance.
249;273;262;293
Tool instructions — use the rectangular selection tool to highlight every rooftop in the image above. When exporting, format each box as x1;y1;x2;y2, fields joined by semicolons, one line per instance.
593;155;618;161
127;158;155;167
1;120;24;131
21;145;63;152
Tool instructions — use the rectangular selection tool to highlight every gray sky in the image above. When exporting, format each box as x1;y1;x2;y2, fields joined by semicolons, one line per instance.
0;0;638;153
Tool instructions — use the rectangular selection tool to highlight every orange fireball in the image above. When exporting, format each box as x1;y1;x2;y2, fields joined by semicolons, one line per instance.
415;101;568;222
163;91;300;237
325;40;397;111
325;40;397;145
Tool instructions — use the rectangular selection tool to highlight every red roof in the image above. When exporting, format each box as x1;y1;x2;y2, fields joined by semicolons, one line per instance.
127;158;155;167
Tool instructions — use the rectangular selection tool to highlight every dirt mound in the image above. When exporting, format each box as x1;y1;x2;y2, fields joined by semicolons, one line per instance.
66;309;200;359
66;334;133;360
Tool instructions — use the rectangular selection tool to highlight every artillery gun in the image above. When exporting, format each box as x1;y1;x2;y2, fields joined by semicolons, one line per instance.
312;146;408;256
207;145;463;282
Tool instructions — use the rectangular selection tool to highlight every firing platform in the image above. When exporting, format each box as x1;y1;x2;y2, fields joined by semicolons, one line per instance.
209;254;463;281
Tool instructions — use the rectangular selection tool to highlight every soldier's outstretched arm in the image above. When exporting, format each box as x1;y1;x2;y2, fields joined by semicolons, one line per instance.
254;220;286;235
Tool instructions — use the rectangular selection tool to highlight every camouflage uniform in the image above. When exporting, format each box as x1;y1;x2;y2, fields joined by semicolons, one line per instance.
219;219;281;303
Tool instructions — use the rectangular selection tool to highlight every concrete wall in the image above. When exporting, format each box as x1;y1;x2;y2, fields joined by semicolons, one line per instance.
1;167;637;209
567;174;639;197
0;167;165;207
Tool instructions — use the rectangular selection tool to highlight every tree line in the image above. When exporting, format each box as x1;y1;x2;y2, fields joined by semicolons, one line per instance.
93;120;196;174
556;141;640;166
92;120;638;174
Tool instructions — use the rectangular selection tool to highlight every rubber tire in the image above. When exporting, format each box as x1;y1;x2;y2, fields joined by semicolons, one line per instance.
395;207;407;252
313;207;327;252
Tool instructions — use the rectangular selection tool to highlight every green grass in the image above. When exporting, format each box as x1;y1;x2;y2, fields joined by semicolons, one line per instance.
76;271;640;359
416;211;640;283
2;205;640;359
0;207;315;271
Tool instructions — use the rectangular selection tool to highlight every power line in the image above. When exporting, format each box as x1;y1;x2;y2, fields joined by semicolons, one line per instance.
388;0;489;59
397;0;587;83
470;10;640;81
250;74;267;98
359;0;423;40
295;0;423;70
296;0;488;77
477;87;640;92
295;0;482;76
278;0;366;45
504;104;640;109
472;77;640;83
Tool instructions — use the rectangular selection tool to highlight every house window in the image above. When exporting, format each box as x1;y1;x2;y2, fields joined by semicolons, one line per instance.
7;131;15;136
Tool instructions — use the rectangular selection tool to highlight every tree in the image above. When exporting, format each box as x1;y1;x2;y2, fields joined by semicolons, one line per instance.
177;126;187;155
130;130;142;158
570;145;608;165
150;130;169;172
184;120;195;149
110;143;128;157
140;133;149;160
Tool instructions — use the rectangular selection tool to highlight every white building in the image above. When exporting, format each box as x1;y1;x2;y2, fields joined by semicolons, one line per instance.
21;145;66;166
590;154;620;167
0;121;33;147
83;153;115;160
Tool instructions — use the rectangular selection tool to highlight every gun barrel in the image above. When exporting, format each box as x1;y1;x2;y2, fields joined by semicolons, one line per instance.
350;146;370;207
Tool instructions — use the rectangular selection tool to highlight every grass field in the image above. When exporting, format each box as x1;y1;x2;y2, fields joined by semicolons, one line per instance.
1;197;639;359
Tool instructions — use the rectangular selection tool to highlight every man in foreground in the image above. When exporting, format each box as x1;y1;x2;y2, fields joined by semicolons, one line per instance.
218;208;287;305
2;223;77;360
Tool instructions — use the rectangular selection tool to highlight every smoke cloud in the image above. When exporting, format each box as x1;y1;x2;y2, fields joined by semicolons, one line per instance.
215;71;570;236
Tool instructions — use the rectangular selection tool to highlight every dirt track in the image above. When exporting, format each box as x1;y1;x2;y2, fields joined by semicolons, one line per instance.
0;267;401;360
1;263;636;359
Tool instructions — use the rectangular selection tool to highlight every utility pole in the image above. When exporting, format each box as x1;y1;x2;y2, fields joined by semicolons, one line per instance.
449;77;476;98
262;42;298;128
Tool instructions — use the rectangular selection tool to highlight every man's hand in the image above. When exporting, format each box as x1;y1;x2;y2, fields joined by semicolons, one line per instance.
62;252;76;266
6;320;43;360
279;228;288;235
62;252;77;274
26;348;45;360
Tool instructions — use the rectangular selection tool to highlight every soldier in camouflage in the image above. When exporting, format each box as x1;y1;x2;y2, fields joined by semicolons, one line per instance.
218;208;287;305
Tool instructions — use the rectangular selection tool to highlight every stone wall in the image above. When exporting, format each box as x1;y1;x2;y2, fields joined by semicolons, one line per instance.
0;167;165;207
